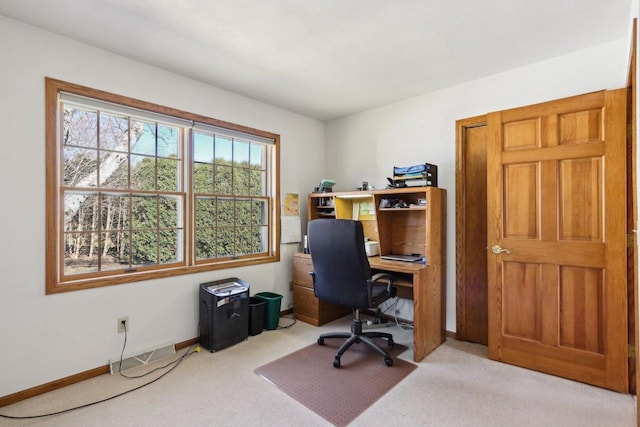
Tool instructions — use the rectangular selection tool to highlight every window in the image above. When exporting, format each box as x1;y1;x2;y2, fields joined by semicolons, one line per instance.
46;78;280;293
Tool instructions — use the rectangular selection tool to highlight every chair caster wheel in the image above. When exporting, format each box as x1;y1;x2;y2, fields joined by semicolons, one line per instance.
384;357;393;367
318;337;325;345
333;357;341;368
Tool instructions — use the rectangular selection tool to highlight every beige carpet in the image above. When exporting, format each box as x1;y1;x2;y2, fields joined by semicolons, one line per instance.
0;317;635;426
254;338;416;426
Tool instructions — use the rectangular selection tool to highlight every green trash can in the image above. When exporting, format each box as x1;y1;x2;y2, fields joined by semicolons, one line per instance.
254;292;283;330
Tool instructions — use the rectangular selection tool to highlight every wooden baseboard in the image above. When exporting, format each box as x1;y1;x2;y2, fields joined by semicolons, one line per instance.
0;338;198;408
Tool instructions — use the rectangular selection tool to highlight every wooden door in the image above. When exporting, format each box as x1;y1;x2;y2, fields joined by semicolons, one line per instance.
456;117;488;345
487;89;628;392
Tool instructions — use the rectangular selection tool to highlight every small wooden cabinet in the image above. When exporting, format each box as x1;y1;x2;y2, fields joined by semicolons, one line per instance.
292;253;351;326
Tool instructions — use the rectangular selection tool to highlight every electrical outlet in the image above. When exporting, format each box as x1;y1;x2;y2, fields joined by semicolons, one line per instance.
118;316;129;333
289;281;294;291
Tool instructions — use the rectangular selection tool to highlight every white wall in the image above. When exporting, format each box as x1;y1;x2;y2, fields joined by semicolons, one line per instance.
325;38;630;330
0;16;325;397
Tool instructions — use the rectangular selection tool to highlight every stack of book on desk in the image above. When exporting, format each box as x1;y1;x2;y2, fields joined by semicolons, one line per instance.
388;163;438;188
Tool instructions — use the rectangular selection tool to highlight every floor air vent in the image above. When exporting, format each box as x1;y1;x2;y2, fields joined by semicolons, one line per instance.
109;342;176;375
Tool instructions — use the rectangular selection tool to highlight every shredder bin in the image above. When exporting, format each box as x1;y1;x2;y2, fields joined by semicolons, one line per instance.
249;297;266;336
254;292;283;330
199;278;249;352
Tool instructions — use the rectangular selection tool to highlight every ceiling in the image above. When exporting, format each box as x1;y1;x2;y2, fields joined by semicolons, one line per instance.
0;0;632;121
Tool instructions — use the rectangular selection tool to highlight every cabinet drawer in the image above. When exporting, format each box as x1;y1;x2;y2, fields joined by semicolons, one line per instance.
293;284;351;326
293;255;314;288
294;284;319;319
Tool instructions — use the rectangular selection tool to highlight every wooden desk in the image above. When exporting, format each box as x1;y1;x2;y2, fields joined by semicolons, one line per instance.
292;253;445;362
301;187;446;362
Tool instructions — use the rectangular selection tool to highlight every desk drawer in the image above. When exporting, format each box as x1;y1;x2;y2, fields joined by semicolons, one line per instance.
293;255;314;289
294;284;319;322
293;284;351;326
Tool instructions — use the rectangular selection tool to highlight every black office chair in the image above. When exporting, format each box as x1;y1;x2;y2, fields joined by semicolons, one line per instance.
308;219;396;368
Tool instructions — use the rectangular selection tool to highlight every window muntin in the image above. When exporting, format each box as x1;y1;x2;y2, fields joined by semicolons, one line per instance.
46;78;279;293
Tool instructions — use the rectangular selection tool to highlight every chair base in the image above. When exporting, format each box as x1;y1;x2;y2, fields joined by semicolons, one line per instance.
318;318;394;368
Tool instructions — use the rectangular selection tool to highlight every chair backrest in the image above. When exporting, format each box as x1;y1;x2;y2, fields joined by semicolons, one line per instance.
308;219;371;309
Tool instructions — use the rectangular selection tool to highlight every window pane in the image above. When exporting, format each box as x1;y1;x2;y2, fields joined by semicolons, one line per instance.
99;113;129;152
215;136;232;163
217;198;234;227
63;147;97;187
236;199;251;226
233;139;250;166
195;227;215;259
215;165;232;194
195;198;216;228
216;227;234;257
249;169;263;196
64;192;99;233
193;132;214;163
235;226;251;255
131;156;156;191
159;195;179;228
159;229;180;264
233;167;250;195
193;163;213;193
64;106;97;148
250;143;264;169
256;226;268;252
101;231;129;271
157;125;179;158
157;158;180;192
64;232;99;274
131;195;157;229
131;230;157;266
131;120;156;156
99;153;129;189
251;200;267;226
101;193;130;230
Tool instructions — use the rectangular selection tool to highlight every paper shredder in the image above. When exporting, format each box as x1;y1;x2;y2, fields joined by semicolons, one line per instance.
199;278;249;352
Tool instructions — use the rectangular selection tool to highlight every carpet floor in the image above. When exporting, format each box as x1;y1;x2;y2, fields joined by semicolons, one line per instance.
0;316;635;426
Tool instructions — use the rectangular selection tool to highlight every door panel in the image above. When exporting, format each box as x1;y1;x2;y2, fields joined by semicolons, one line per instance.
487;90;628;392
559;266;604;353
503;262;540;340
558;158;602;241
504;163;538;239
